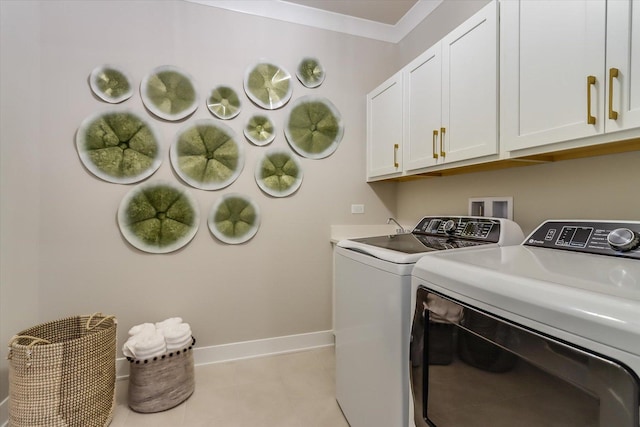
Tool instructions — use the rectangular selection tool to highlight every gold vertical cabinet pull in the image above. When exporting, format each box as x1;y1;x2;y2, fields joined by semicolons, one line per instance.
393;144;399;168
432;130;439;159
440;127;446;157
608;68;619;120
587;75;596;125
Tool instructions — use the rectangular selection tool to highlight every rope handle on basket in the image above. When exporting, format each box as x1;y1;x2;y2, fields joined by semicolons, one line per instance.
86;312;116;330
7;335;52;365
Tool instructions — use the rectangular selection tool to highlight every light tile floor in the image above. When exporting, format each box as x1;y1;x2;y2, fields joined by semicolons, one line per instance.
110;346;349;427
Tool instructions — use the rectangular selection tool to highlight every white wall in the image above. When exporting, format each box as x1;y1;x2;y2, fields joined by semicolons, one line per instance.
0;0;399;400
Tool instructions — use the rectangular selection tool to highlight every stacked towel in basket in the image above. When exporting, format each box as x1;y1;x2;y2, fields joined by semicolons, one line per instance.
123;317;192;360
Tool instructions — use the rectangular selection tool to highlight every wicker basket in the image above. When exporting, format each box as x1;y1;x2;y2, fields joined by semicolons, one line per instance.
7;313;117;427
127;337;195;413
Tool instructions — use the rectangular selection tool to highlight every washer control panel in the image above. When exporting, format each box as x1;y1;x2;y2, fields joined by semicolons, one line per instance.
524;220;640;259
413;216;501;242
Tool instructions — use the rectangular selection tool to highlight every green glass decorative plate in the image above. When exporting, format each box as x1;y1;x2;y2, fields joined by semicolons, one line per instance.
243;61;292;110
296;57;325;88
207;85;241;120
284;96;344;159
208;193;260;244
89;65;134;104
141;65;198;121
76;109;162;184
117;181;200;253
255;148;303;197
244;115;275;146
170;119;244;190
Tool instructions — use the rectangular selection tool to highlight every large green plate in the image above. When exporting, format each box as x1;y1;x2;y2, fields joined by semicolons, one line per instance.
89;64;134;104
208;193;260;244
284;96;344;159
243;61;292;110
255;148;303;197
76;109;162;184
170;119;244;190
118;181;200;253
141;65;198;121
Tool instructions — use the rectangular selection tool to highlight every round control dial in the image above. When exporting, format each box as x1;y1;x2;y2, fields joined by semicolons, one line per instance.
443;220;457;234
607;228;640;252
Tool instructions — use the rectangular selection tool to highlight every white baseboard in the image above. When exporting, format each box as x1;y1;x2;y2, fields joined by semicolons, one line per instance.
117;329;335;378
0;330;335;426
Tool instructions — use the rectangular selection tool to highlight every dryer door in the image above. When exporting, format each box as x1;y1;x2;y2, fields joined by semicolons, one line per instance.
409;287;639;427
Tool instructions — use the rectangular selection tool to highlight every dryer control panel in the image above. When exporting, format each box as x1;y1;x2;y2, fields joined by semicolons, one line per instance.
525;220;640;259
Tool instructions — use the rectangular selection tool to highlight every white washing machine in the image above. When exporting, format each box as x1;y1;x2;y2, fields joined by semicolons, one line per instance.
410;219;640;427
334;216;524;427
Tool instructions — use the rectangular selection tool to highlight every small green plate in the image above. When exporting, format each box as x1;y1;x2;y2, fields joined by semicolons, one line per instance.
207;85;241;120
76;109;162;184
208;193;260;244
255;148;303;197
284;96;344;159
170;119;244;190
141;65;199;121
296;57;325;88
90;65;134;103
244;115;275;146
118;181;200;253
243;61;292;110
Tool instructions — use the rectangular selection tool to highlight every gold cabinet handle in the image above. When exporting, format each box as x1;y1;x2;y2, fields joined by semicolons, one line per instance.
432;130;439;159
608;68;619;120
440;127;446;157
587;75;596;125
393;144;399;168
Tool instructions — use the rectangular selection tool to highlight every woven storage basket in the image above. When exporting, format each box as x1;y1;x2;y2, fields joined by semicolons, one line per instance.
127;337;195;413
7;313;117;427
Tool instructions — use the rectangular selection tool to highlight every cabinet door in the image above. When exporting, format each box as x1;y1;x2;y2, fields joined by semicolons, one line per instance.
606;0;640;132
403;43;442;171
501;0;607;151
441;0;498;162
367;72;403;180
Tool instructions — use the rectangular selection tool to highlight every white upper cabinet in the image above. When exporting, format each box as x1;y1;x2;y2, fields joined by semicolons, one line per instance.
403;43;442;170
606;0;640;132
366;71;403;180
404;0;498;171
501;0;639;152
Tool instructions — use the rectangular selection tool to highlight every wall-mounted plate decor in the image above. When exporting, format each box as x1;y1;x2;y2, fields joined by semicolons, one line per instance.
76;110;162;184
207;85;241;120
140;65;198;121
284;95;344;159
244;114;275;146
208;193;260;244
296;57;325;88
170;119;244;190
89;65;134;103
117;180;199;253
255;148;303;197
243;61;292;110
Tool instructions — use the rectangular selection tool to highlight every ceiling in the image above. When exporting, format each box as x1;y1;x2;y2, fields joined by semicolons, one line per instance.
185;0;444;43
281;0;419;25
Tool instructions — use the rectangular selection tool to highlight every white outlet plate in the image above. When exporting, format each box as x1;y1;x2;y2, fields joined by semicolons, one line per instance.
351;204;365;214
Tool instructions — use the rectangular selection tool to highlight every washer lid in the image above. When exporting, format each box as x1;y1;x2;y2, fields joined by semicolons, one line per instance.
413;245;640;356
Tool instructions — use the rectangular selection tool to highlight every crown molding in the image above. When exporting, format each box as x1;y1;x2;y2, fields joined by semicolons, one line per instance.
184;0;443;43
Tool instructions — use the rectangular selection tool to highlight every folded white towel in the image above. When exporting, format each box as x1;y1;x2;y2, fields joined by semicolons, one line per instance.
123;317;193;359
129;332;167;360
128;323;155;337
155;317;182;330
